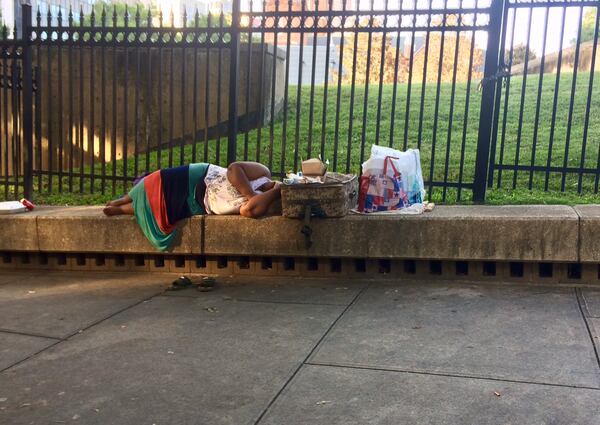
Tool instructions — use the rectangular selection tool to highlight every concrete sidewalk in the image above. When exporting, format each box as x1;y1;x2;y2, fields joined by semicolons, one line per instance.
0;271;599;424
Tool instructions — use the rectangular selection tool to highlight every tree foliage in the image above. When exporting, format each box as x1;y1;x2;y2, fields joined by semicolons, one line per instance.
334;21;484;85
507;44;537;66
580;8;598;44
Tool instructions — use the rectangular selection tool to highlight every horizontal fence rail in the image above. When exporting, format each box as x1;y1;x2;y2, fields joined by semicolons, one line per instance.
0;0;598;204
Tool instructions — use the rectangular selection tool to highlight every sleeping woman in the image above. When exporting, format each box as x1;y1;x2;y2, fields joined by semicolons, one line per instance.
103;161;281;251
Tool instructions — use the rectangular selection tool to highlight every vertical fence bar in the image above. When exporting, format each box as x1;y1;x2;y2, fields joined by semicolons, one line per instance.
511;7;533;190
544;7;566;192
496;7;516;189
293;0;306;171
168;11;174;168
332;0;346;171
256;0;266;163
428;0;448;202
527;6;549;190
416;0;433;151
192;9;199;164
472;0;504;203
560;6;584;192
46;9;53;192
243;0;252;161
389;0;403;148
57;10;64;193
228;0;241;165
320;0;333;162
582;7;599;192
487;0;510;189
78;7;85;193
67;8;74;193
22;4;33;200
457;10;477;201
123;8;130;193
359;0;374;167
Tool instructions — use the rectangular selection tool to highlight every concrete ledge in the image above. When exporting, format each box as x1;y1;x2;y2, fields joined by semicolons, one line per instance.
0;206;202;254
364;205;579;262
204;215;369;258
0;204;590;262
575;205;600;263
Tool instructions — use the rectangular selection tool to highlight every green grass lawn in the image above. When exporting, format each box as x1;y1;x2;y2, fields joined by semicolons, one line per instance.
4;70;600;205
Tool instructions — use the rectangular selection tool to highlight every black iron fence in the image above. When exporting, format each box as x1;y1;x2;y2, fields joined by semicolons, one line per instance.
0;0;598;203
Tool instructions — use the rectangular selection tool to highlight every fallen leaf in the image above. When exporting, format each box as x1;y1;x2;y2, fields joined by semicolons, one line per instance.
205;307;218;313
167;350;174;355
19;403;31;408
72;414;80;420
494;391;501;397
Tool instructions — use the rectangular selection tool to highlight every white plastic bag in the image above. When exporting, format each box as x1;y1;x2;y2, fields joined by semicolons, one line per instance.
358;145;426;213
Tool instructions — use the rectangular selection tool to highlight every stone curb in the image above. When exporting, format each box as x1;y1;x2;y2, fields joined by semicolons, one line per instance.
0;204;597;263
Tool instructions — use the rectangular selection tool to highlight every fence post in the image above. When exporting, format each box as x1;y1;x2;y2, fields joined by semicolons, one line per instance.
21;2;33;200
227;0;241;165
472;0;505;203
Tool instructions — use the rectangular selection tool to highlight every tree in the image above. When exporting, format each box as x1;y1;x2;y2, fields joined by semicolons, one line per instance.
579;8;598;44
507;44;536;66
334;18;484;85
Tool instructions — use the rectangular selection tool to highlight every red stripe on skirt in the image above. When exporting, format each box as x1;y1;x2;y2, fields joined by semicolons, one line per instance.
144;170;176;234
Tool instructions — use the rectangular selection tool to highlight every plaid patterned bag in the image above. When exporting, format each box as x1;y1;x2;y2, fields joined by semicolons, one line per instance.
358;156;410;212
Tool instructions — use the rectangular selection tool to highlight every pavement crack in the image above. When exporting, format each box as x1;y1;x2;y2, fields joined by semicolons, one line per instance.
304;362;600;392
0;328;62;341
252;282;371;425
0;288;167;375
575;287;600;372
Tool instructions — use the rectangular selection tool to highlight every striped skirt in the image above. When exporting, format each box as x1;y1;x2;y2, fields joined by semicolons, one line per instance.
128;163;209;251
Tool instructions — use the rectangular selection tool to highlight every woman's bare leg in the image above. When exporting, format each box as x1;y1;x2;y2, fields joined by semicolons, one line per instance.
103;203;134;216
106;194;132;207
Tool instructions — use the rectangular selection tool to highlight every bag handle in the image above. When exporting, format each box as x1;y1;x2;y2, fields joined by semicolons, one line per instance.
383;156;401;177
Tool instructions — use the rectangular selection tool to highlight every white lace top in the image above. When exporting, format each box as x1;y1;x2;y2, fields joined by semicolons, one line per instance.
203;165;272;215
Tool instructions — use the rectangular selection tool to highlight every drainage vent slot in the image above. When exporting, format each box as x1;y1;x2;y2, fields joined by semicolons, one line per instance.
114;254;126;267
354;259;366;273
195;256;206;268
567;263;581;280
154;256;165;268
237;257;250;270
20;253;31;264
330;258;342;273
483;262;496;277
57;253;67;266
455;261;469;276
539;263;553;278
283;257;295;271
261;257;272;270
307;258;319;271
509;262;524;278
38;253;48;265
1;252;10;264
75;254;86;266
134;255;145;267
429;260;442;275
173;256;185;268
95;255;105;267
217;257;228;269
404;260;416;274
378;259;391;274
